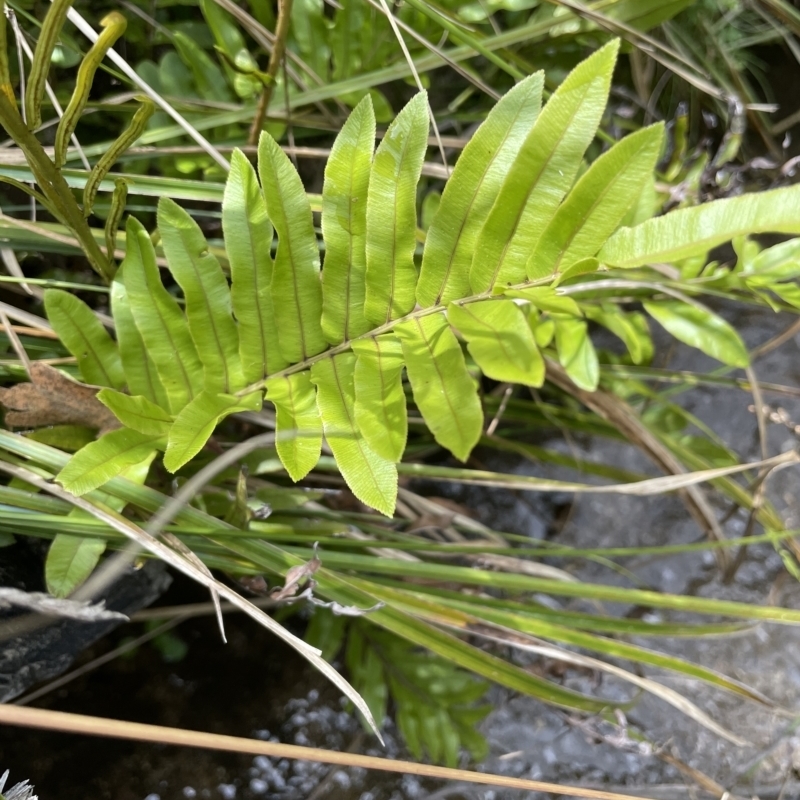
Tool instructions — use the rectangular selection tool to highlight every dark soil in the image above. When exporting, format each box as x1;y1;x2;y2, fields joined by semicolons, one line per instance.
0;575;355;800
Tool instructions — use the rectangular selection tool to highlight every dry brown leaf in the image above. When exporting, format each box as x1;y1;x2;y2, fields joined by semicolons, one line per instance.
271;543;322;600
0;362;120;435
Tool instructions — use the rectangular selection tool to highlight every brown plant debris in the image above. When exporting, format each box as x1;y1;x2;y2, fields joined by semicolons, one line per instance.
0;362;120;435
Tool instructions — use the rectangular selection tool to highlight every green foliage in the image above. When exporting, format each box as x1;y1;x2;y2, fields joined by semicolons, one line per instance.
45;532;106;597
44;40;800;518
471;41;619;292
307;615;490;766
224;150;286;380
310;354;397;516
643;300;749;367
265;372;322;482
417;72;543;308
44;289;124;389
364;93;429;325
322;96;375;343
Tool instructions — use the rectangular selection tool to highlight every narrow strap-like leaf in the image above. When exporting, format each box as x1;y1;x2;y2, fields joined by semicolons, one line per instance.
417;73;544;307
158;196;244;394
265;372;323;481
258;132;327;363
97;389;173;436
395;313;482;462
364;92;429;326
46;534;106;598
554;316;599;392
110;266;170;408
54;11;127;168
447;299;544;387
470;40;620;293
164;390;261;472
43;288;124;389
57;427;163;495
321;95;376;344
528;122;664;278
599;183;800;268
352;334;407;462
311;353;397;517
224;149;287;383
121;216;203;413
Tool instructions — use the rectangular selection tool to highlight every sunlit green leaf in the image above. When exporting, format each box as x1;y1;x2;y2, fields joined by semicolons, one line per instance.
447;299;544;386
110;268;170;408
57;427;163;495
352;334;407;462
322;95;376;343
364;92;429;325
470;40;619;292
417;72;543;306
528;123;664;278
43;289;124;389
224;149;287;382
122;216;204;414
395;313;482;461
158;197;244;394
554;316;599;391
97;389;173;436
311;353;397;516
258;132;327;363
551;257;601;287
600;183;800;268
264;371;323;481
164;390;261;472
506;286;582;316
45;533;106;597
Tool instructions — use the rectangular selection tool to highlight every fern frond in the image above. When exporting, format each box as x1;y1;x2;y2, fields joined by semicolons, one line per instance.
48;38;800;516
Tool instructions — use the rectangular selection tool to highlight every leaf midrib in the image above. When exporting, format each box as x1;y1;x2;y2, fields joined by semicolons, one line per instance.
238;270;565;395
